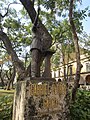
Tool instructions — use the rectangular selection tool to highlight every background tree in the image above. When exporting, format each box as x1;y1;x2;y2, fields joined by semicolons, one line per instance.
0;0;32;81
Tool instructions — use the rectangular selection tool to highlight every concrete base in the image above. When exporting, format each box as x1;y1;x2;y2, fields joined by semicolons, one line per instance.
12;78;69;120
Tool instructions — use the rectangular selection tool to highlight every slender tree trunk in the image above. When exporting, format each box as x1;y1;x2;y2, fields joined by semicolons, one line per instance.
6;66;16;90
62;47;66;81
69;0;83;101
0;65;5;87
0;73;5;88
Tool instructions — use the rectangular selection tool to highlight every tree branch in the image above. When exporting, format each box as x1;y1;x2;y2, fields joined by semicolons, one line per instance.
0;2;21;18
0;31;25;80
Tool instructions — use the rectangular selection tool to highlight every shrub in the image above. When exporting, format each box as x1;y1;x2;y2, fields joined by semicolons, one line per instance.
70;89;90;120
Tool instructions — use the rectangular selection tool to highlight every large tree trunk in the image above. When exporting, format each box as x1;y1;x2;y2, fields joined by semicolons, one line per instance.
69;0;83;101
31;49;43;77
19;0;52;77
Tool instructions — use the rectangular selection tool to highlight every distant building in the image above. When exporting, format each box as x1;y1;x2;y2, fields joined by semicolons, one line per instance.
52;54;90;85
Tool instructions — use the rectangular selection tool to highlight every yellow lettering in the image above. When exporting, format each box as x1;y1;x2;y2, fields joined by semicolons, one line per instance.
30;83;66;96
43;97;58;109
52;83;59;95
30;84;37;96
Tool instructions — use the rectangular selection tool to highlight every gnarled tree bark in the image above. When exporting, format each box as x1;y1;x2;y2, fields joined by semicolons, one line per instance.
19;0;52;51
19;0;52;77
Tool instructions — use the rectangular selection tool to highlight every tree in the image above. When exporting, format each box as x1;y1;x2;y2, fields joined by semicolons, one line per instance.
51;19;75;81
69;0;83;101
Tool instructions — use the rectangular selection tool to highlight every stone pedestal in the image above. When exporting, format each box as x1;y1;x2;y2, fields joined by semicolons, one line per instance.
12;78;68;120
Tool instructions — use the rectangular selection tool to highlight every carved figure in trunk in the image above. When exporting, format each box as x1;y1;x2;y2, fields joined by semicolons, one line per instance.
30;3;52;77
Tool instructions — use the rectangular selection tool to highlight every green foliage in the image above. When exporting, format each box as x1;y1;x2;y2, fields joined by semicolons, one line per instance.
0;94;13;120
79;33;90;56
42;0;55;11
70;90;90;120
73;7;89;33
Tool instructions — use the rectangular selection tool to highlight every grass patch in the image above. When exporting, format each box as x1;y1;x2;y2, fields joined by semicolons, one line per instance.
0;89;14;94
0;89;14;97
